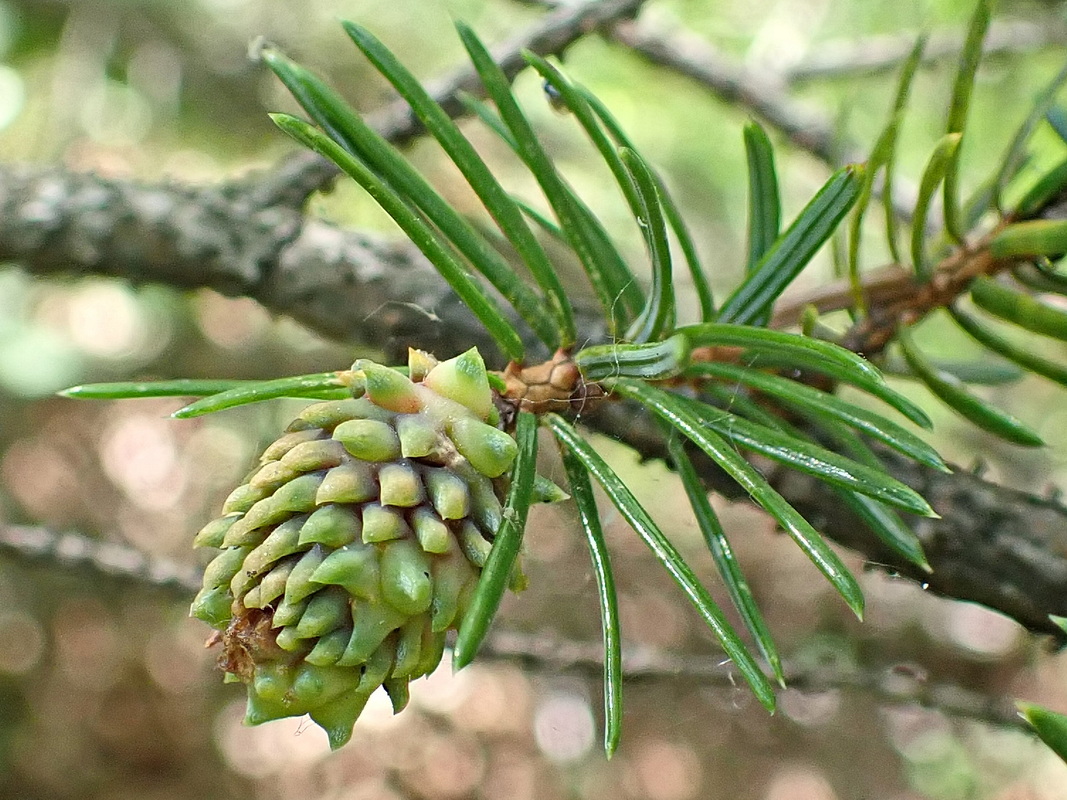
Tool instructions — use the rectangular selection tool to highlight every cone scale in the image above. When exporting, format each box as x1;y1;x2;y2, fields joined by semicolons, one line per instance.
191;348;523;749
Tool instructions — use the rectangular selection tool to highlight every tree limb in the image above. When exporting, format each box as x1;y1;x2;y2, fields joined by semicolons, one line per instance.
606;15;842;164
784;17;1067;84
0;162;507;358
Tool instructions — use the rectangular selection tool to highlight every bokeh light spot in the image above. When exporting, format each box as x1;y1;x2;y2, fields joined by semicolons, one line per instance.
764;765;839;800
2;437;80;520
0;611;45;674
79;80;152;145
65;282;150;359
52;597;123;690
144;618;213;694
0;64;24;130
409;650;474;714
99;413;186;510
215;699;329;777
779;688;841;727
0;326;83;397
352;688;405;733
634;739;703;800
196;292;272;350
418;733;486;799
947;603;1022;658
455;664;531;733
533;690;594;764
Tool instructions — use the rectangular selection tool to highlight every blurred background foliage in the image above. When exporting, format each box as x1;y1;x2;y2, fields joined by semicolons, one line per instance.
2;0;1067;798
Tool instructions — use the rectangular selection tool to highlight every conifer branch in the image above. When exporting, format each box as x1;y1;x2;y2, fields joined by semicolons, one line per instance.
3;0;1067;651
4;156;1067;636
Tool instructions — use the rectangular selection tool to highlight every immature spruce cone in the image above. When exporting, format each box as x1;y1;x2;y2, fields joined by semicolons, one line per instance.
190;348;524;749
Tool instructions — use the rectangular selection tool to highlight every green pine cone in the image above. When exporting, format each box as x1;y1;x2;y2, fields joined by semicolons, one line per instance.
190;348;524;750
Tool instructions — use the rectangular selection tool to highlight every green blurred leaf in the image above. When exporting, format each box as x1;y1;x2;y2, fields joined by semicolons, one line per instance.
990;220;1067;260
962;176;999;231
574;334;690;381
882;353;1023;385
666;434;784;684
993;59;1067;213
943;0;991;241
343;22;576;348
456;90;518;148
689;361;947;470
512;195;564;240
679;323;884;386
61;379;274;400
718;164;863;326
1048;105;1067;144
581;87;715;321
171;372;358;418
971;275;1067;341
544;413;777;711
911;133;961;278
271;113;525;362
898;327;1043;447
951;306;1067;389
558;446;622;757
621;148;676;342
1014;159;1067;219
610;379;865;618
850;117;900;315
884;35;928;263
1013;260;1067;296
454;410;538;670
1018;702;1067;765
